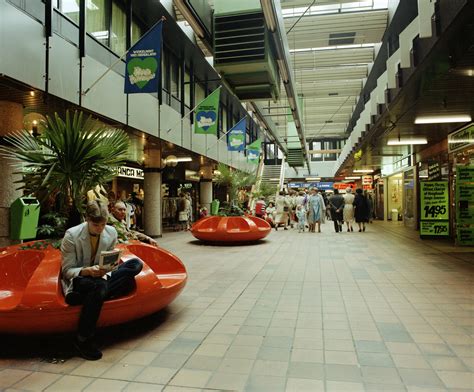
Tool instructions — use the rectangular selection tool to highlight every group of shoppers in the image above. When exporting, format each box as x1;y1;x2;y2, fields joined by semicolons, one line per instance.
257;187;373;233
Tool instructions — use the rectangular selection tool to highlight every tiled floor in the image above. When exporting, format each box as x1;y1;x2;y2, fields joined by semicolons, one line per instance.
1;221;473;391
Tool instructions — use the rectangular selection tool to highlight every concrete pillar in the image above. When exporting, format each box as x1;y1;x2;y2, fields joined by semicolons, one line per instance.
0;101;24;247
200;180;213;211
143;147;162;238
199;166;213;211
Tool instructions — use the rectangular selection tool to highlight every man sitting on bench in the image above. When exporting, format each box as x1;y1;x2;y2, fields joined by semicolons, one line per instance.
61;200;142;360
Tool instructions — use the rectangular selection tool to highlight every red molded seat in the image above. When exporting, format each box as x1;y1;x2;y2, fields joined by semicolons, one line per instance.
0;241;187;334
191;216;271;243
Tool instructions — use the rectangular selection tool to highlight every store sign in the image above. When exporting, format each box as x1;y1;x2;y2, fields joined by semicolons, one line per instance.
362;176;373;190
420;181;449;237
333;182;355;190
288;182;334;190
420;221;449;236
448;124;474;153
456;166;474;245
117;166;144;179
427;161;442;181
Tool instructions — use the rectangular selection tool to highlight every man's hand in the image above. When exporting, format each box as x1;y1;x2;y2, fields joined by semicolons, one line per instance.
148;238;158;247
80;265;107;278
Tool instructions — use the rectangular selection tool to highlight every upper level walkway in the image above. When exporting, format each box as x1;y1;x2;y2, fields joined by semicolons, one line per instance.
1;221;473;391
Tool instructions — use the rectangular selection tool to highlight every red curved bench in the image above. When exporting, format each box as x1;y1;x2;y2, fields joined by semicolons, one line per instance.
191;215;271;243
0;241;187;334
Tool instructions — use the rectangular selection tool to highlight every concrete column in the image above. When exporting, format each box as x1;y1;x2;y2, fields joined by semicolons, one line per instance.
199;166;213;211
0;101;24;247
143;147;162;237
200;180;213;211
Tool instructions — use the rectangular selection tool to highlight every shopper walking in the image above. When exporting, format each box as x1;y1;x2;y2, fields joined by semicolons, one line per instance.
329;189;344;233
296;205;307;233
265;202;276;227
178;193;191;231
365;190;374;223
343;187;355;232
353;188;370;232
307;188;325;233
275;191;289;231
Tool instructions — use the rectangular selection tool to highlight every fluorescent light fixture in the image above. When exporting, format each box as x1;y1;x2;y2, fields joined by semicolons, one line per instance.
387;138;427;145
261;0;277;32
345;176;361;180
277;59;289;83
353;169;374;173
448;138;474;143
415;115;471;124
269;178;280;181
288;96;296;111
306;177;321;181
175;0;205;38
175;157;192;162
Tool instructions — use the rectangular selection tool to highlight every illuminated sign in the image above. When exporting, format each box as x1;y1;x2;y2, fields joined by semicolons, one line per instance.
117;166;144;179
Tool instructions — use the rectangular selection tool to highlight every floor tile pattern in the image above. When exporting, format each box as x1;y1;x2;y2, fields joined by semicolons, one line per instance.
1;222;473;391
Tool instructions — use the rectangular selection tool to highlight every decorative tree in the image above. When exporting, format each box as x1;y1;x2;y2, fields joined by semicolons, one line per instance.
214;163;256;215
1;110;130;228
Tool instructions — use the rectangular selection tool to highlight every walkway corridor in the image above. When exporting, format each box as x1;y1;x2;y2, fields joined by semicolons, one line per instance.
1;222;473;391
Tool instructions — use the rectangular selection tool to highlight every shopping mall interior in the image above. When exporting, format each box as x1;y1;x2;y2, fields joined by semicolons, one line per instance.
0;0;473;391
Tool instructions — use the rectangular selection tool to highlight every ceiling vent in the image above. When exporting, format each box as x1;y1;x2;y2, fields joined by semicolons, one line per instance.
329;32;356;46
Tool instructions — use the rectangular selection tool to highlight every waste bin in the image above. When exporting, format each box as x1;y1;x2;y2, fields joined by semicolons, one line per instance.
10;197;41;240
210;200;220;216
391;209;398;222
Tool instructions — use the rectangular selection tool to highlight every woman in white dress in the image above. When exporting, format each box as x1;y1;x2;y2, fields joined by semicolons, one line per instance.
343;187;355;232
274;191;289;231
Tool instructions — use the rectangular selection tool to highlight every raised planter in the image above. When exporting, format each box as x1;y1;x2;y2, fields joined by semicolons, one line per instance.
0;241;187;334
191;215;271;243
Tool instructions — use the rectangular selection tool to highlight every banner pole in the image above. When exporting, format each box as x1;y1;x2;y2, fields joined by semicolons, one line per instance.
82;16;166;96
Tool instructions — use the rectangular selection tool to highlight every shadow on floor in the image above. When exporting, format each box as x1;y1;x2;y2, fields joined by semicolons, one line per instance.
187;239;270;247
0;308;172;362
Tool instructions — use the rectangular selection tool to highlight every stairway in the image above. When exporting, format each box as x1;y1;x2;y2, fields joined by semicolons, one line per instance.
261;164;283;189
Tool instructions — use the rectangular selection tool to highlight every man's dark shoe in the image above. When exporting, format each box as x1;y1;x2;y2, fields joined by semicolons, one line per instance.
74;338;102;361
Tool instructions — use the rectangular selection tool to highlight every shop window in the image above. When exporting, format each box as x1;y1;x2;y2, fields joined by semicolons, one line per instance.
311;141;322;161
184;69;191;108
131;19;143;45
111;1;126;54
59;0;80;24
86;0;108;47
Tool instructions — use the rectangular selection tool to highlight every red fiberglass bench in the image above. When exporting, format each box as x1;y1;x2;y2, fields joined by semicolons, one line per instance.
190;215;271;243
0;241;187;334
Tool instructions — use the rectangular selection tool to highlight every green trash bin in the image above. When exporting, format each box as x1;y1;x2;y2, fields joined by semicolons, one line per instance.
210;199;220;216
10;197;41;240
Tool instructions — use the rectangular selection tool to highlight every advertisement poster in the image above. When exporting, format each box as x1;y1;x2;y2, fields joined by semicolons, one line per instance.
456;166;474;246
420;181;449;237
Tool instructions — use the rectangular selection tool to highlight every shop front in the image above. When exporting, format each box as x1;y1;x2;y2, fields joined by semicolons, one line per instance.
448;124;474;246
112;164;145;230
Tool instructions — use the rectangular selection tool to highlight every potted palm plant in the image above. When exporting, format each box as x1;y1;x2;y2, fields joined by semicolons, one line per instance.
1;110;130;245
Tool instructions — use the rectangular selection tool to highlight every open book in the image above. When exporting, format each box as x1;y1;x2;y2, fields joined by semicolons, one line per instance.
99;249;122;272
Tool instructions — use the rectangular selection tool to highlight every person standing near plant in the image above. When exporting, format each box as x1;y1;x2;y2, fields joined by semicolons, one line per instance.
61;201;143;360
108;201;158;246
178;193;191;231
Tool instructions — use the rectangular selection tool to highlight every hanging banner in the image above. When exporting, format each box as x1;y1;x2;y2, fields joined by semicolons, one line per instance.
227;118;246;152
194;88;221;136
420;181;449;237
456;165;474;245
246;139;262;164
124;21;163;94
